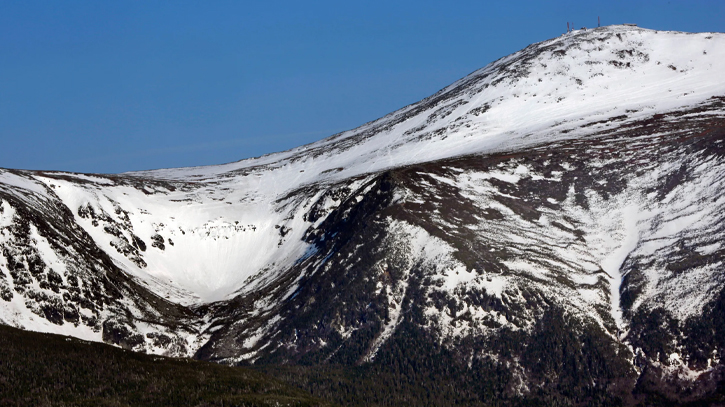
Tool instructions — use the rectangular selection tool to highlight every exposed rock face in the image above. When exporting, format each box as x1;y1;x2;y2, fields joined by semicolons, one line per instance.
1;26;725;404
0;173;204;355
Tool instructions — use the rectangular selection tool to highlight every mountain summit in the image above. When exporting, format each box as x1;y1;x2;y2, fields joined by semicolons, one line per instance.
2;26;725;405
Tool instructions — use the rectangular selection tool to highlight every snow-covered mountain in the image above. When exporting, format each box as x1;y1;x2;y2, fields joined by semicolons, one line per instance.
2;25;725;404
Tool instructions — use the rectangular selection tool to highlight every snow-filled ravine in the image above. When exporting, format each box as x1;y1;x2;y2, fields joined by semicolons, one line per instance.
18;25;720;305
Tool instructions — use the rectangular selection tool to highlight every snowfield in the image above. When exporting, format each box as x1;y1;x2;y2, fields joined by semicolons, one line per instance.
134;26;725;183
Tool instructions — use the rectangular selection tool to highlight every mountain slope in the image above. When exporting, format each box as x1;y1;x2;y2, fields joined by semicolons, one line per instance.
1;25;725;405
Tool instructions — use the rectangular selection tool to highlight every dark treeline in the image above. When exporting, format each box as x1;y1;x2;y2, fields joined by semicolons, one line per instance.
0;324;329;407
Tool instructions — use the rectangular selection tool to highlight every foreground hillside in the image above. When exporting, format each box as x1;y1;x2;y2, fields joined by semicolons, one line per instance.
1;25;725;405
0;324;330;407
1;320;722;407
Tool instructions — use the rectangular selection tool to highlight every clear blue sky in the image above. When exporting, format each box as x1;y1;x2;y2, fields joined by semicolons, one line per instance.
1;1;723;173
